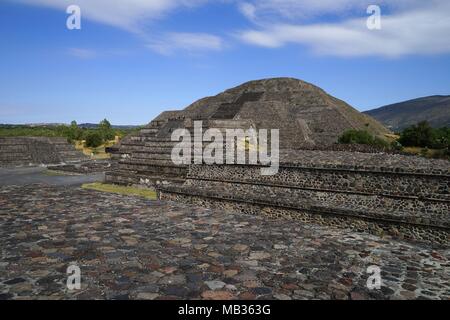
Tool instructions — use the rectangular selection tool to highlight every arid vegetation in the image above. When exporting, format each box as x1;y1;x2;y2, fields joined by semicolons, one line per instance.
0;119;139;142
338;121;450;160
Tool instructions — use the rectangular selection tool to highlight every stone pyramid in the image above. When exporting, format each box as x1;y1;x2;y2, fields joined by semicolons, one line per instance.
106;78;389;187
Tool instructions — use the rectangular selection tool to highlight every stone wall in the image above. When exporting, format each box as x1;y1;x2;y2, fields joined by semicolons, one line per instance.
188;164;449;200
0;137;87;167
159;160;450;244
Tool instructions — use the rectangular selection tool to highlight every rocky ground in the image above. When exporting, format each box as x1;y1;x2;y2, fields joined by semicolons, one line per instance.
0;184;448;300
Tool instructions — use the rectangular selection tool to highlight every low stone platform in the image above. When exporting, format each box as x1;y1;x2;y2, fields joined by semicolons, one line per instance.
0;184;448;300
159;153;450;245
0;137;87;167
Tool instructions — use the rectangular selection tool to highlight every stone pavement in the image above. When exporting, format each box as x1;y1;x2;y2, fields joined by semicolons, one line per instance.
0;184;448;300
0;167;104;187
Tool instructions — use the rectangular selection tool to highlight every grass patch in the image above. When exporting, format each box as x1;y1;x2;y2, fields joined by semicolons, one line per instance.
81;183;157;200
44;169;76;176
75;140;115;160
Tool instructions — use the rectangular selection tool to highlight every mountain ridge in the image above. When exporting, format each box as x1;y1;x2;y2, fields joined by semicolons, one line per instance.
365;95;450;131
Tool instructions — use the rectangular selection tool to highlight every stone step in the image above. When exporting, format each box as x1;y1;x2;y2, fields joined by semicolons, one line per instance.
0;145;29;152
119;147;174;155
118;166;186;178
119;158;185;167
187;164;450;201
118;160;187;176
128;136;162;142
0;153;32;160
131;152;173;161
0;160;34;166
105;170;185;187
140;128;159;134
54;145;76;151
144;141;179;148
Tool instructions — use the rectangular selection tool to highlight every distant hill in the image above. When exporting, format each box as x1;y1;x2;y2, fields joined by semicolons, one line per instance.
0;123;141;130
78;123;141;130
365;95;450;132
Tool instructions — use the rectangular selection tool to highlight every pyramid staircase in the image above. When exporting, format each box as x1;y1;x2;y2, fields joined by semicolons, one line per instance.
105;117;256;188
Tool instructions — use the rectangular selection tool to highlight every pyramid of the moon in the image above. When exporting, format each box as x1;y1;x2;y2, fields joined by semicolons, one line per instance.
106;78;390;187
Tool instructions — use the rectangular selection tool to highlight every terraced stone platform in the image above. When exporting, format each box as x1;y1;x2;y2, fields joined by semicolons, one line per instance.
159;151;450;244
0;184;448;300
0;137;87;167
105;112;187;187
105;113;253;188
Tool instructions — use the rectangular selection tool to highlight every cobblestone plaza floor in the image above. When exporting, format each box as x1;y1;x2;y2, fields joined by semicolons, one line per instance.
0;184;448;300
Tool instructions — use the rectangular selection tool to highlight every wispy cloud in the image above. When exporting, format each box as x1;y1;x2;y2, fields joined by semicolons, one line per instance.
18;0;208;32
17;0;224;55
237;0;428;21
147;32;224;55
237;0;450;57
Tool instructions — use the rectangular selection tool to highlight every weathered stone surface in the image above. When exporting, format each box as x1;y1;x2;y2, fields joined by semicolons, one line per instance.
205;281;226;290
0;184;449;300
201;291;235;300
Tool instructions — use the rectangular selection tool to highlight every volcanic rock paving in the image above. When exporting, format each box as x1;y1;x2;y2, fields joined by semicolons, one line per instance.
0;185;448;300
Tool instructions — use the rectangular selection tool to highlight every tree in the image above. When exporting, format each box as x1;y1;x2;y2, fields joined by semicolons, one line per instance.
85;131;103;148
98;118;115;141
399;121;435;148
67;120;83;141
99;119;111;130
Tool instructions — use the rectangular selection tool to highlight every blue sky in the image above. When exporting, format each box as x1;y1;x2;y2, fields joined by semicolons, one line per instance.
1;0;449;125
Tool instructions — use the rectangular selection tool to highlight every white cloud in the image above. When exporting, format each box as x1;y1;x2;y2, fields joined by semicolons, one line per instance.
147;32;223;55
238;2;257;21
237;0;429;21
17;0;224;55
18;0;207;32
238;0;450;57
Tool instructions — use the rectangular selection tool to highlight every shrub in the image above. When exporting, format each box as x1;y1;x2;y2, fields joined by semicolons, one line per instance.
84;132;103;148
398;121;435;148
338;129;389;148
